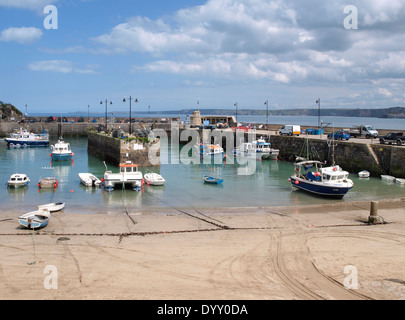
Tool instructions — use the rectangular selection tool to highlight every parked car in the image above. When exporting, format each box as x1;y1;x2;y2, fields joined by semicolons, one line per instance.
327;130;351;140
379;132;405;146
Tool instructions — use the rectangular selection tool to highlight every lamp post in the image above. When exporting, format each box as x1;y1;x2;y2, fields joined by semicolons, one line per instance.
316;98;321;136
100;99;113;130
123;96;138;136
264;100;269;126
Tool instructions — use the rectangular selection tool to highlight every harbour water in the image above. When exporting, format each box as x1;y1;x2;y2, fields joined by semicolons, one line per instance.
1;136;404;214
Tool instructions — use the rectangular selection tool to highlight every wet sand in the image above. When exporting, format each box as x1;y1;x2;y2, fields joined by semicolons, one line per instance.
0;198;404;300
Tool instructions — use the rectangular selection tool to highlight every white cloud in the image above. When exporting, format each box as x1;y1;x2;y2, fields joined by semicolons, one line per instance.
0;27;42;44
378;88;393;98
28;60;99;74
92;0;405;101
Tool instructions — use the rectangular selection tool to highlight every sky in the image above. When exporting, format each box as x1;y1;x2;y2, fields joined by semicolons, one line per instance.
1;0;405;114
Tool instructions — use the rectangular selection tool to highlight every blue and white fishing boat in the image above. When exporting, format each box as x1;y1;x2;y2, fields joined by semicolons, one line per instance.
234;139;279;160
5;128;49;147
289;160;354;199
199;144;225;159
18;209;51;229
50;139;74;161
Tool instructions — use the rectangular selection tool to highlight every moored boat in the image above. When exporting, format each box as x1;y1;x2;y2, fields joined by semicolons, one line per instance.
290;160;354;199
144;173;166;186
5;128;49;147
203;175;224;185
381;175;396;182
103;161;143;192
6;174;30;188
37;202;65;212
234;139;279;160
395;178;405;185
358;170;370;178
18;210;51;229
78;173;102;187
38;177;59;189
50;139;74;161
198;144;225;159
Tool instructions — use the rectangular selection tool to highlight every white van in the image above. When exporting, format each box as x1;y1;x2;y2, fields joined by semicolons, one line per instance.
279;125;301;136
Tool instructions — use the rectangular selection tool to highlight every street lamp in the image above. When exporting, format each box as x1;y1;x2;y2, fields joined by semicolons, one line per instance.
316;98;321;136
123;96;138;136
264;100;269;126
100;99;113;129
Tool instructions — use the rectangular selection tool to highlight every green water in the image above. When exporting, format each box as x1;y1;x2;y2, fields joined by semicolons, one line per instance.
0;137;404;214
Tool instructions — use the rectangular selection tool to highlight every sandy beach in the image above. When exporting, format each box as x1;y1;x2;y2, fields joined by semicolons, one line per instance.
0;198;404;300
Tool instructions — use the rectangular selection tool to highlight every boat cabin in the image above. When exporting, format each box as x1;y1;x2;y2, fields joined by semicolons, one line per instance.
119;163;139;174
294;161;350;183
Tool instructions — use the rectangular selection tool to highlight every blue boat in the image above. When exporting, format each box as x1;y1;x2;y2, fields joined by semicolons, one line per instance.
290;160;354;199
203;175;224;184
5;128;49;147
50;139;74;161
18;210;51;229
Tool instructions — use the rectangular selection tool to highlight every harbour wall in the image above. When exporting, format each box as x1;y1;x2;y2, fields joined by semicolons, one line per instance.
87;132;160;167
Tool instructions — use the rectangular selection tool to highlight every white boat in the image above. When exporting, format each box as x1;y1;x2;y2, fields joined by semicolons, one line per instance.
6;174;30;188
290;161;354;199
103;161;143;192
5;128;49;147
50;139;74;161
78;173;102;187
395;178;405;185
144;173;166;186
234;139;279;160
37;202;65;212
198;144;225;159
381;175;396;182
18;210;51;229
358;170;370;178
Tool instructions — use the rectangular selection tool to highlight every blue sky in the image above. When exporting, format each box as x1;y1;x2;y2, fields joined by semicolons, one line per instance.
1;0;405;114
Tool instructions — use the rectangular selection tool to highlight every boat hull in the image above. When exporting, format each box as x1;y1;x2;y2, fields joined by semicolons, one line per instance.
51;153;73;161
6;140;49;147
144;173;165;186
18;210;50;229
78;173;101;187
203;176;224;185
290;177;353;199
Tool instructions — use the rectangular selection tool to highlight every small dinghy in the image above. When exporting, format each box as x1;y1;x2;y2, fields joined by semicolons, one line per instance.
395;178;405;185
358;171;370;178
144;173;166;186
18;210;50;229
203;175;224;185
37;202;65;213
38;177;59;189
381;175;396;182
78;173;102;187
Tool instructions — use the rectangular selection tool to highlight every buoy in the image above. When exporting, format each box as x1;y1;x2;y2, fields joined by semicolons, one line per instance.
295;180;299;185
70;190;74;193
